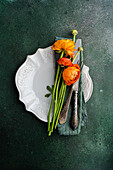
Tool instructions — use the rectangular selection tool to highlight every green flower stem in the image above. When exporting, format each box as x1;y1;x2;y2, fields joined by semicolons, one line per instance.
56;79;65;108
54;79;65;116
72;51;80;63
48;51;64;131
71;32;77;61
49;78;64;135
55;84;67;129
73;34;76;42
49;69;63;134
55;69;63;110
48;65;60;131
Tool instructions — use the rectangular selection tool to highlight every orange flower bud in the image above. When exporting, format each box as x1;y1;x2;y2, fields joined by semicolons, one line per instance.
57;58;73;67
63;64;81;86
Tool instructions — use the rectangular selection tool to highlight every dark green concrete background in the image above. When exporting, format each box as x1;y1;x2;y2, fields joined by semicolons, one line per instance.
0;0;113;169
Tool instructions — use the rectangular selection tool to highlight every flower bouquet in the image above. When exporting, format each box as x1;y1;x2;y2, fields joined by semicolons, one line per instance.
47;30;83;136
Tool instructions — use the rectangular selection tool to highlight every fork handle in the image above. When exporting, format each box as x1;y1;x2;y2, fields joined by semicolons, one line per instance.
71;90;78;130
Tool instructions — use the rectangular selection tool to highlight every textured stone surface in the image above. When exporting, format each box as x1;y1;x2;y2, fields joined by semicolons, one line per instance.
0;0;113;169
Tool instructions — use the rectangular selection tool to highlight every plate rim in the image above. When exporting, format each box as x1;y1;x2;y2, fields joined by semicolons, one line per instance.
15;47;54;123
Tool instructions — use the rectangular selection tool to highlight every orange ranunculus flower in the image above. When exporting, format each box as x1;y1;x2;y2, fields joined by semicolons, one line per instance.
57;58;73;67
63;64;81;86
52;39;77;58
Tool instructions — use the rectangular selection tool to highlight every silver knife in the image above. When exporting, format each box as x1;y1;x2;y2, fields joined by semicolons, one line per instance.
71;80;79;130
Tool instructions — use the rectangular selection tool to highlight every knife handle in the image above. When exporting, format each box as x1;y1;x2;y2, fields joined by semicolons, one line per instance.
59;86;73;125
71;89;78;130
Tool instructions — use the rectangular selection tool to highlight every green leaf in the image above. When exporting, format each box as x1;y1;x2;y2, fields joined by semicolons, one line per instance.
45;85;54;97
45;93;51;98
47;86;52;93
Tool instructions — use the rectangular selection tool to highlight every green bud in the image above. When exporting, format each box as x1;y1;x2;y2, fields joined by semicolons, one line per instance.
78;47;83;51
72;29;78;35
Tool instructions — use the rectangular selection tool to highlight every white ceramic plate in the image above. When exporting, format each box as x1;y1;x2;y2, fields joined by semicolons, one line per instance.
15;40;93;122
15;46;56;122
